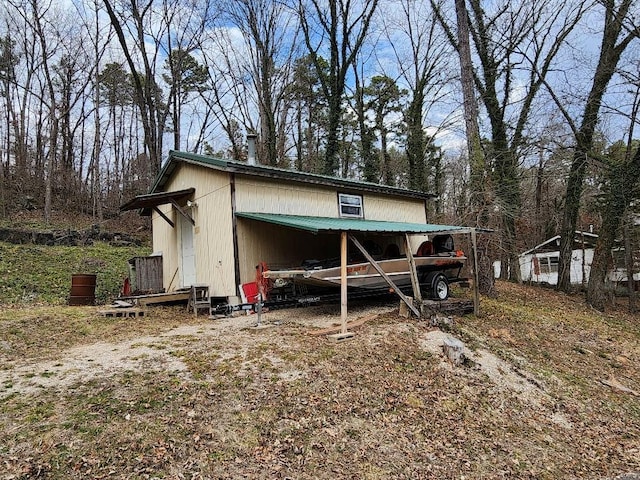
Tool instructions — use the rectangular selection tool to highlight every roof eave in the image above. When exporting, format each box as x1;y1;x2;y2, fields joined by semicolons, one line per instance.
154;150;435;201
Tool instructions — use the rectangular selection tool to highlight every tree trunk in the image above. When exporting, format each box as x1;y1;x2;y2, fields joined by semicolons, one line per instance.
92;13;103;222
324;93;341;175
586;223;615;311
557;0;635;292
455;0;485;211
31;0;58;224
453;0;494;295
406;91;425;191
353;64;376;183
586;145;640;310
623;215;636;312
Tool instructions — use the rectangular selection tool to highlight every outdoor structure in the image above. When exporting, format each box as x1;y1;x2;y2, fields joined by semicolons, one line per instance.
518;232;598;286
121;149;479;321
500;231;639;290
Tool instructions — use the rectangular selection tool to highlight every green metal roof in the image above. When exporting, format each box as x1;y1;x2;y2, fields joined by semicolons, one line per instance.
151;150;435;201
236;213;472;235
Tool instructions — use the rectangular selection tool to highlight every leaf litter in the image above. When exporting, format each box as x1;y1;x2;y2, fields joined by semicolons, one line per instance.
1;282;639;479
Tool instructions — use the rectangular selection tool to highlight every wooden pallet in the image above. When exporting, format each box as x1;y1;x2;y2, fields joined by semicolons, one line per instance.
98;308;145;318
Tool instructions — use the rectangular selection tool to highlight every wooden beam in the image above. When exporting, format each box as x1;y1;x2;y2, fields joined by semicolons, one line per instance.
153;206;175;228
340;231;348;333
404;233;423;304
470;228;480;316
349;234;421;318
170;199;195;226
230;173;242;297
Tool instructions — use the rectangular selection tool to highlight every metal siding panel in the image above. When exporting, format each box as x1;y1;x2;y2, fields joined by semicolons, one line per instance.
152;205;179;291
236;176;425;221
365;193;426;222
237;220;339;283
163;164;236;297
236;177;337;216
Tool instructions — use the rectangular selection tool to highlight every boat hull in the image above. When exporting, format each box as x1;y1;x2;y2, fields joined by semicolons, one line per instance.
264;255;466;291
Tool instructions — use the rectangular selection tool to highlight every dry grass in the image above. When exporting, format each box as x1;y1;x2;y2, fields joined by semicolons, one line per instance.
1;282;639;479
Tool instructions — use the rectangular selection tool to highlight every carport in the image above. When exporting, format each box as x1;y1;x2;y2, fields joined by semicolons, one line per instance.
236;213;480;337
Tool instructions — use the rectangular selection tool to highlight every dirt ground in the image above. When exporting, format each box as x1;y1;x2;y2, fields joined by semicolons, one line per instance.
1;283;639;479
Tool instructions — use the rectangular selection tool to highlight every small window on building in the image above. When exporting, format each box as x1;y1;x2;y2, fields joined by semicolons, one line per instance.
540;255;559;274
338;193;363;218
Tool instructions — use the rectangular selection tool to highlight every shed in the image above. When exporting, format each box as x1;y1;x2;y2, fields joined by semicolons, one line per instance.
518;232;598;285
121;150;475;309
128;255;163;294
509;231;639;289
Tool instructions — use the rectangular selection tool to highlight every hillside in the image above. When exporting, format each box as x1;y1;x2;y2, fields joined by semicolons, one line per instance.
0;281;638;479
0;211;150;304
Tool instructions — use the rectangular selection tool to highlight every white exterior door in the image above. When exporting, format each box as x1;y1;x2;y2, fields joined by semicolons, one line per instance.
180;215;197;287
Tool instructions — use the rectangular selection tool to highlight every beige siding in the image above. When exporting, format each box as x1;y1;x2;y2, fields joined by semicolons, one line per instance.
234;175;428;283
235;176;339;216
235;176;426;221
365;192;429;254
236;221;340;283
153;164;236;296
153;165;432;294
152;205;178;290
364;192;426;222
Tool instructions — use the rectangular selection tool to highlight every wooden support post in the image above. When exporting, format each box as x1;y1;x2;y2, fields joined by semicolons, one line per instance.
328;231;354;342
153;206;175;228
340;231;348;333
349;234;421;318
404;234;423;304
470;228;480;316
170;199;195;225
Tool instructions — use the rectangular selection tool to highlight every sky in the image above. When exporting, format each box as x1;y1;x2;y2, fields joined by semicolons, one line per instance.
1;0;638;172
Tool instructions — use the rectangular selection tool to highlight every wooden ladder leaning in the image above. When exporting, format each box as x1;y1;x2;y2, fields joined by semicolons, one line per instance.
188;284;211;317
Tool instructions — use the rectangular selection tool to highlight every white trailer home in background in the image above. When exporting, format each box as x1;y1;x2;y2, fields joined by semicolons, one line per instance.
494;230;639;292
519;232;598;286
493;232;598;286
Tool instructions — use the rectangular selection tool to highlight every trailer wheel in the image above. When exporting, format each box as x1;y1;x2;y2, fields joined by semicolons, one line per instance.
431;274;449;300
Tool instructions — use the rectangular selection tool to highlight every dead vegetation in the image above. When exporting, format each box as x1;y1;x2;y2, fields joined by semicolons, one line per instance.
1;282;639;479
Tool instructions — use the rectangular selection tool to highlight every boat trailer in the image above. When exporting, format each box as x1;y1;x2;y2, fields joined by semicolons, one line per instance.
210;279;469;317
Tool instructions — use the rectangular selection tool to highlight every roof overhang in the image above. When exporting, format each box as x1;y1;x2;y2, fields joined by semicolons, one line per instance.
153;150;436;201
520;231;599;256
120;188;195;228
236;212;473;235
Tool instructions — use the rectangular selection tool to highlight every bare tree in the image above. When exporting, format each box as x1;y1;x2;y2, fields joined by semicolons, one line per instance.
222;0;299;166
555;0;639;292
379;0;451;194
24;0;62;223
433;0;585;281
102;0;163;177
298;0;379;176
198;25;256;160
